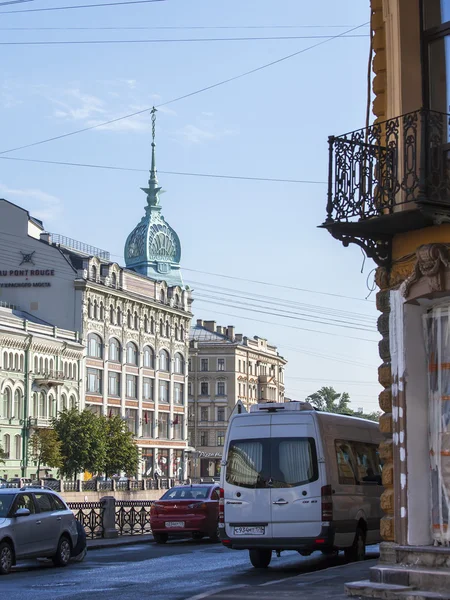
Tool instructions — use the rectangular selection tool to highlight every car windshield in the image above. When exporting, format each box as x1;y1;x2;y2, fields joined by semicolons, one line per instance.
161;487;211;500
0;494;15;517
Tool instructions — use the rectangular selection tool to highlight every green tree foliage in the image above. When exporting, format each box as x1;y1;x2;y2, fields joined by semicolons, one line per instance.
53;408;106;480
29;428;63;477
305;387;380;422
0;442;6;465
102;415;139;478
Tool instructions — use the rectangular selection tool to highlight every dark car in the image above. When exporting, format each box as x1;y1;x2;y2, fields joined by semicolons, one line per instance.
150;485;220;544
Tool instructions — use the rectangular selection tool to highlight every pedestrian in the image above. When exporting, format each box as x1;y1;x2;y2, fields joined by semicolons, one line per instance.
154;469;159;489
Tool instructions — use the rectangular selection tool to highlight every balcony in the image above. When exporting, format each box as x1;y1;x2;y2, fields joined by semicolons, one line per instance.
34;370;65;386
322;109;450;265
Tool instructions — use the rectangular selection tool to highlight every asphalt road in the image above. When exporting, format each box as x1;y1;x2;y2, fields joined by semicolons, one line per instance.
0;539;379;600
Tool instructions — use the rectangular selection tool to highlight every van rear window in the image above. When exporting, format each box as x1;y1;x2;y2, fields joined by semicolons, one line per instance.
226;438;318;489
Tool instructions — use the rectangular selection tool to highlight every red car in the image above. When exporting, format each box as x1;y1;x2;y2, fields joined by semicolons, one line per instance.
150;485;220;544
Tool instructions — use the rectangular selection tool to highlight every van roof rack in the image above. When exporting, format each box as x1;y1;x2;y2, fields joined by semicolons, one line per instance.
250;401;314;413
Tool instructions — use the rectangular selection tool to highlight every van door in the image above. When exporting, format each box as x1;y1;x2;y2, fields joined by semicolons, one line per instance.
270;414;322;539
223;416;273;540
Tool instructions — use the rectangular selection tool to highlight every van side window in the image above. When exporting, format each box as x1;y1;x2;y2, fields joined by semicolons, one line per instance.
353;442;382;485
226;440;266;488
335;441;357;485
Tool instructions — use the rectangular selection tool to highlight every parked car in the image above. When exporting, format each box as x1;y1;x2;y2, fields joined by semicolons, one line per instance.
220;401;383;569
150;484;220;544
0;479;7;489
7;478;32;488
0;487;85;574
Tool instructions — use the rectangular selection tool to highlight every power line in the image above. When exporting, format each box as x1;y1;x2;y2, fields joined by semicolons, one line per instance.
0;25;367;31
0;156;327;185
0;21;368;156
0;34;369;45
0;0;164;13
0;1;34;6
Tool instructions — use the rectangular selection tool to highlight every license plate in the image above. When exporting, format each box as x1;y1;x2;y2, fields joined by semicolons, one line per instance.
234;526;265;536
165;521;185;528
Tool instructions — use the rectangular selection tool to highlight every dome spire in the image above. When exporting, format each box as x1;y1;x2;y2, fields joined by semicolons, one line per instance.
141;106;162;209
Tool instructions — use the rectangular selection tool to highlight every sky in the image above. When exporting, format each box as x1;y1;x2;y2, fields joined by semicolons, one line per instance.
0;0;380;412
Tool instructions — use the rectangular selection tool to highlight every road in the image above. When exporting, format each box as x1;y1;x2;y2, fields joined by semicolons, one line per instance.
0;538;379;600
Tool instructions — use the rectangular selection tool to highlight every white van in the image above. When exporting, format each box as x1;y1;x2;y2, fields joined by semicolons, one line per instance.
219;401;383;568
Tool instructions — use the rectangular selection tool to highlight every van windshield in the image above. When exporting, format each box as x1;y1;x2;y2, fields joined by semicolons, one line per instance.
226;437;318;489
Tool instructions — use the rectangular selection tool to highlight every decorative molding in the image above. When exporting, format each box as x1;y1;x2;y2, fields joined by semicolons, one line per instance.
403;243;450;297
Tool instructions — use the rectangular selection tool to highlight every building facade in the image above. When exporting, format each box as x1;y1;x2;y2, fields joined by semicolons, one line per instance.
323;0;450;596
187;320;286;478
0;117;192;480
0;304;83;479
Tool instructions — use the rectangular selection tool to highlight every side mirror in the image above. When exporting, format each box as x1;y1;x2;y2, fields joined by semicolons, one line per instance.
15;508;31;517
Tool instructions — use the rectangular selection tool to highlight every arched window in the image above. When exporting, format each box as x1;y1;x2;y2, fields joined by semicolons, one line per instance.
91;265;97;281
44;357;49;373
69;395;77;409
160;319;164;336
39;357;44;373
87;333;103;359
127;310;132;329
49;358;54;372
159;349;170;372
111;272;117;288
32;393;38;417
14;354;19;371
109;338;121;363
174;324;179;341
69;363;73;379
61;393;68;412
100;302;105;320
180;325;185;341
166;322;170;338
39;392;46;418
93;300;98;320
34;356;38;373
3;434;10;457
134;312;139;330
3;351;8;369
14;435;21;460
174;353;184;375
174;294;180;307
160;290;165;304
48;395;56;419
19;355;24;371
3;388;12;419
88;298;92;318
143;346;155;369
73;363;78;380
9;353;13;370
126;342;138;365
117;306;122;326
150;316;155;334
110;305;115;325
14;389;22;420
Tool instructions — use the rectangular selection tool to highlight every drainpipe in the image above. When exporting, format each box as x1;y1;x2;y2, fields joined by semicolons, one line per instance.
21;334;32;478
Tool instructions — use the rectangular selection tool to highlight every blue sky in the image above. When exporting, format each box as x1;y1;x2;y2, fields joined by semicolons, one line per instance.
0;0;380;411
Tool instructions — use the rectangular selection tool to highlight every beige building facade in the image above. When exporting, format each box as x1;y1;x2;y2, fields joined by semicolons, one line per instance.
187;320;286;479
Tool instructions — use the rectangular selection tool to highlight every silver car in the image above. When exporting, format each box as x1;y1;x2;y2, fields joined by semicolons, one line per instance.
0;487;80;574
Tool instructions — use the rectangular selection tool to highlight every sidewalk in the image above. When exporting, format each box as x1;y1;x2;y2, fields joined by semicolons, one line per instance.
87;533;154;550
186;559;376;600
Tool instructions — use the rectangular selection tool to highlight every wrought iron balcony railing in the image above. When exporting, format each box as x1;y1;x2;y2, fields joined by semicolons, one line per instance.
322;109;450;265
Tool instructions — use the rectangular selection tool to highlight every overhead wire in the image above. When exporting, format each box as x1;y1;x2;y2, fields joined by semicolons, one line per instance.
0;0;164;13
0;24;367;31
0;21;369;156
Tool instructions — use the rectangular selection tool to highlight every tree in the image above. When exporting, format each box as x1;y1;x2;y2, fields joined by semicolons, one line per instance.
102;415;139;478
29;428;63;477
0;442;6;465
306;386;353;415
53;408;106;480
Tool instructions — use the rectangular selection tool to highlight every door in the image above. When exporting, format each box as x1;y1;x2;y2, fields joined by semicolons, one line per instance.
223;417;273;539
33;492;62;554
10;493;41;558
270;414;322;539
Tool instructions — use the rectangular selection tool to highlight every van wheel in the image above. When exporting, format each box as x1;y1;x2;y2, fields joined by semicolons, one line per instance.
153;533;168;544
0;542;13;575
344;527;366;562
249;549;272;568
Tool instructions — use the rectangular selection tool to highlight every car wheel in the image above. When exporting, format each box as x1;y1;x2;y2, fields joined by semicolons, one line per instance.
344;527;366;562
192;532;204;541
52;536;72;567
153;533;168;544
249;549;272;569
0;541;13;575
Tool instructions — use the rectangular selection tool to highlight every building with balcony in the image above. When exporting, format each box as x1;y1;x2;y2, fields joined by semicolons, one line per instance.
0;113;192;481
0;303;83;479
322;1;450;597
187;320;286;478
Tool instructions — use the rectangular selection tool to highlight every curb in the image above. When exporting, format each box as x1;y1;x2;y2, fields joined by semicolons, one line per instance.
87;535;154;550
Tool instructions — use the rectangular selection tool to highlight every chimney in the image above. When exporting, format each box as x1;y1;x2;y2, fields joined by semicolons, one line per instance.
40;232;51;244
227;326;235;341
196;319;204;327
235;333;243;343
204;320;216;332
216;326;223;335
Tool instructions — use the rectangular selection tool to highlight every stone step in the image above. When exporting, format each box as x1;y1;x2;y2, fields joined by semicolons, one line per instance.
396;592;450;600
396;546;450;570
370;564;450;593
345;580;414;599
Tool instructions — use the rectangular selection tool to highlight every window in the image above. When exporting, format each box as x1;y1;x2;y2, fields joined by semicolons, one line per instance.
126;375;138;399
174;324;179;340
99;302;105;320
217;358;225;371
165;322;170;338
126;409;138;435
160;319;164;336
2;388;12;419
217;407;225;422
200;407;208;421
3;434;10;457
335;441;357;485
173;414;184;440
134;312;139;330
188;358;192;372
352;442;382;485
110;305;115;325
180;325;185;341
87;333;103;359
159;380;169;403
51;495;67;511
174;294;180;307
91;265;97;282
143;346;155;368
174;353;184;374
201;358;209;372
126;342;138;365
188;382;192;396
157;448;169;475
217;431;225;446
48;395;56;418
143;377;154;400
60;393;68;412
238;360;241;372
127;310;132;329
200;382;209;396
88;299;92;318
424;2;450;113
249;362;252;375
160;290;165;303
142;412;153;438
150;316;155;333
93;300;98;320
86;368;102;394
35;493;53;513
159;349;169;372
109;338;121;362
200;431;208;446
108;372;121;396
174;383;184;405
144;315;149;332
117;307;122;326
13;493;35;514
158;412;169;439
14;435;21;460
217;381;226;396
111;272;117;288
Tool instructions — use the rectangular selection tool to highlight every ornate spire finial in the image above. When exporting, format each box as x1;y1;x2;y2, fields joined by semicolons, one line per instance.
141;106;162;208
